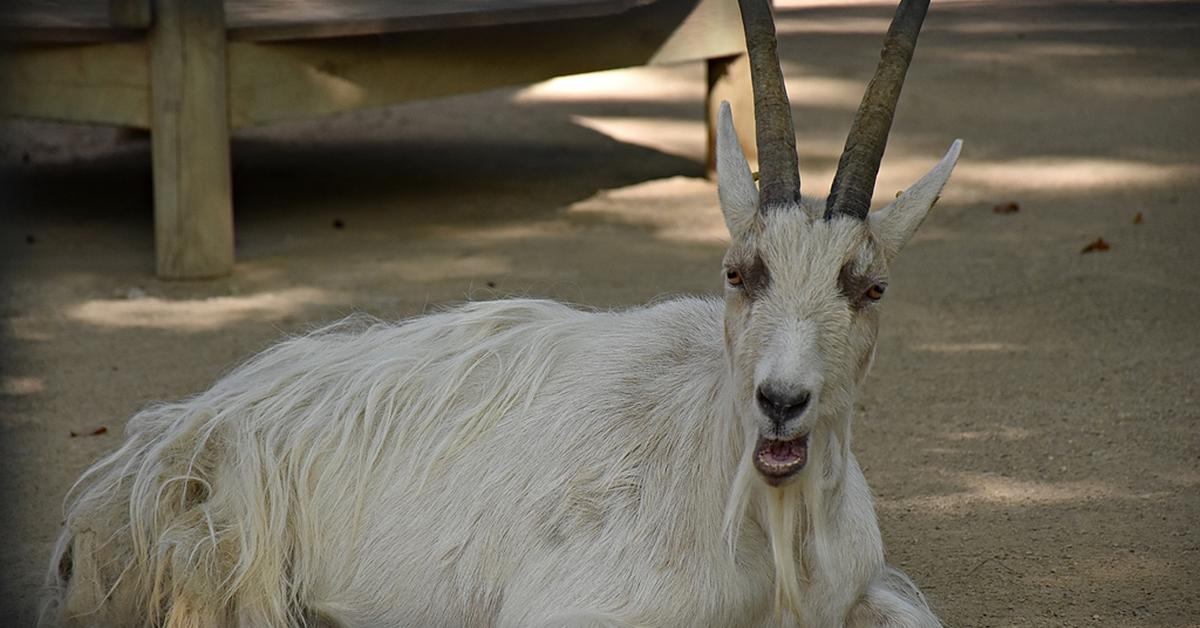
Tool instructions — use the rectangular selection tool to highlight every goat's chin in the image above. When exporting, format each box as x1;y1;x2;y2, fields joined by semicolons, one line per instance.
753;433;808;486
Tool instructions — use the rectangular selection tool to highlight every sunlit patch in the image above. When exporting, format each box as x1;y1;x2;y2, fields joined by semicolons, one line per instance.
943;426;1035;442
1030;553;1177;587
775;16;892;35
6;322;52;342
952;158;1198;192
784;75;872;108
566;176;727;243
911;342;1024;353
1081;76;1200;99
571;115;706;162
372;255;514;280
67;287;335;331
1;376;44;395
878;473;1142;515
941;44;1139;66
297;61;367;107
934;18;1188;35
514;66;702;103
229;50;367;126
425;222;570;242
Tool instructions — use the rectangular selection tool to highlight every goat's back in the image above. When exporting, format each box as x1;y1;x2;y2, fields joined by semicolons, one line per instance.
43;298;773;627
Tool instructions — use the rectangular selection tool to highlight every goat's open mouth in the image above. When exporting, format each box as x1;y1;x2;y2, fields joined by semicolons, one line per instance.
754;434;808;485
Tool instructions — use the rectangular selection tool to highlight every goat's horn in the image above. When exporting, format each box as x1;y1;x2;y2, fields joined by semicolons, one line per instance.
825;0;931;221
738;0;801;210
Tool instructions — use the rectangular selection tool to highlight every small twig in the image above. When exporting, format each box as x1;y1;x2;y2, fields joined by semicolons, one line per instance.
994;558;1022;575
965;556;995;576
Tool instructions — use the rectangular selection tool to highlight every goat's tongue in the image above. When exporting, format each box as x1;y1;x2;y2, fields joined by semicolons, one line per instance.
754;435;808;483
761;439;805;465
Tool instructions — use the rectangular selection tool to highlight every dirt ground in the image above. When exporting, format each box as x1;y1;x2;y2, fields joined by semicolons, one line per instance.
2;0;1198;626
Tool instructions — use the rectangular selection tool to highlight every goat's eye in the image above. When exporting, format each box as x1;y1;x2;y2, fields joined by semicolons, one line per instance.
726;269;743;287
864;284;886;301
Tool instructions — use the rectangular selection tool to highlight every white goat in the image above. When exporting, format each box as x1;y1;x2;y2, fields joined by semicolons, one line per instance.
42;0;961;626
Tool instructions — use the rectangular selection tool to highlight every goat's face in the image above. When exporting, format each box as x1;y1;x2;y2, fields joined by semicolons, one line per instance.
715;103;960;486
721;211;882;486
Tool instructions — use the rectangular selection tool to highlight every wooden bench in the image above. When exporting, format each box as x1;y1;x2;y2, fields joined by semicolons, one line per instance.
0;0;752;278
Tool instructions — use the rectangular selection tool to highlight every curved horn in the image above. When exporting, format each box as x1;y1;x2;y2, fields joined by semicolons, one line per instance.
737;0;801;209
825;0;931;220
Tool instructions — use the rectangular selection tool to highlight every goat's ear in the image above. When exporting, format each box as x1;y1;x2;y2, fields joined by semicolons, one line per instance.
869;140;962;261
717;101;758;238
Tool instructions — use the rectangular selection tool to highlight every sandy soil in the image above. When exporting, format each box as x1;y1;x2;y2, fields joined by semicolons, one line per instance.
2;1;1197;626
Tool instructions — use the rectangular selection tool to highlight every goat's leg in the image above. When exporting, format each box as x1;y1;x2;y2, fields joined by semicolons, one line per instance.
845;566;943;628
162;596;232;628
43;526;148;628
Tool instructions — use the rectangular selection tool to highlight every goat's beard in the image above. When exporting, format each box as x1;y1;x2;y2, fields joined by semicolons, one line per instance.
724;426;829;623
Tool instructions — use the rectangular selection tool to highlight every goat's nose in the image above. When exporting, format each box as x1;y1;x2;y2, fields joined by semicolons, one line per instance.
756;384;811;426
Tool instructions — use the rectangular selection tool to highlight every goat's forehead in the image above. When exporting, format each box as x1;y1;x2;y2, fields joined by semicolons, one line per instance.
757;213;876;275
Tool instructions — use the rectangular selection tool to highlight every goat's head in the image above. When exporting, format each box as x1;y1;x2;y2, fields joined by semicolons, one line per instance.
719;0;960;487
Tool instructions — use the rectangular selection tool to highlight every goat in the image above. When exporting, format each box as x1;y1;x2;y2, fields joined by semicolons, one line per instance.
41;0;961;626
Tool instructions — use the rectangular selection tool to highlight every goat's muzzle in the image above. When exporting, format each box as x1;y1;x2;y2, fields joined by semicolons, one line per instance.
754;433;808;485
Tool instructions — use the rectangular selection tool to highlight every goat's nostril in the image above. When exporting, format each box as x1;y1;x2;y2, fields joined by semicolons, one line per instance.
788;391;811;413
755;385;812;424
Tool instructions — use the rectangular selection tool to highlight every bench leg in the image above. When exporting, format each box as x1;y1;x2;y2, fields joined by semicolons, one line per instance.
149;0;233;279
705;53;756;179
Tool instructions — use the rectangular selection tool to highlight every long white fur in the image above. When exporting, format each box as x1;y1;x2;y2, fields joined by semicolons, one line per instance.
41;103;960;628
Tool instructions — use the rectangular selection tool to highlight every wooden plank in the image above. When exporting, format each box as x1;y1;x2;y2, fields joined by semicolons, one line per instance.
1;0;741;130
0;41;150;127
648;0;743;65
149;0;234;278
226;0;655;42
0;0;142;42
705;53;756;178
228;0;743;128
0;0;654;43
109;0;151;28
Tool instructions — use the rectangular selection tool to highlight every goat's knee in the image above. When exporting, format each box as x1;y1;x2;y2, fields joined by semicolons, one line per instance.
846;567;942;628
41;529;139;628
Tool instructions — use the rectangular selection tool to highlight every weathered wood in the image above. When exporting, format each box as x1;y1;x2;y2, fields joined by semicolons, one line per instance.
0;0;140;42
3;0;741;128
1;0;743;279
705;53;756;179
0;42;150;127
0;0;740;131
149;0;233;278
226;0;653;41
648;0;743;65
0;0;650;43
227;0;742;128
109;0;152;28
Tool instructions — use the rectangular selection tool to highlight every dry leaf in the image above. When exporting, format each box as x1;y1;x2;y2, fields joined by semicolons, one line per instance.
1133;212;1144;225
992;201;1020;214
1081;237;1110;254
69;426;109;437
